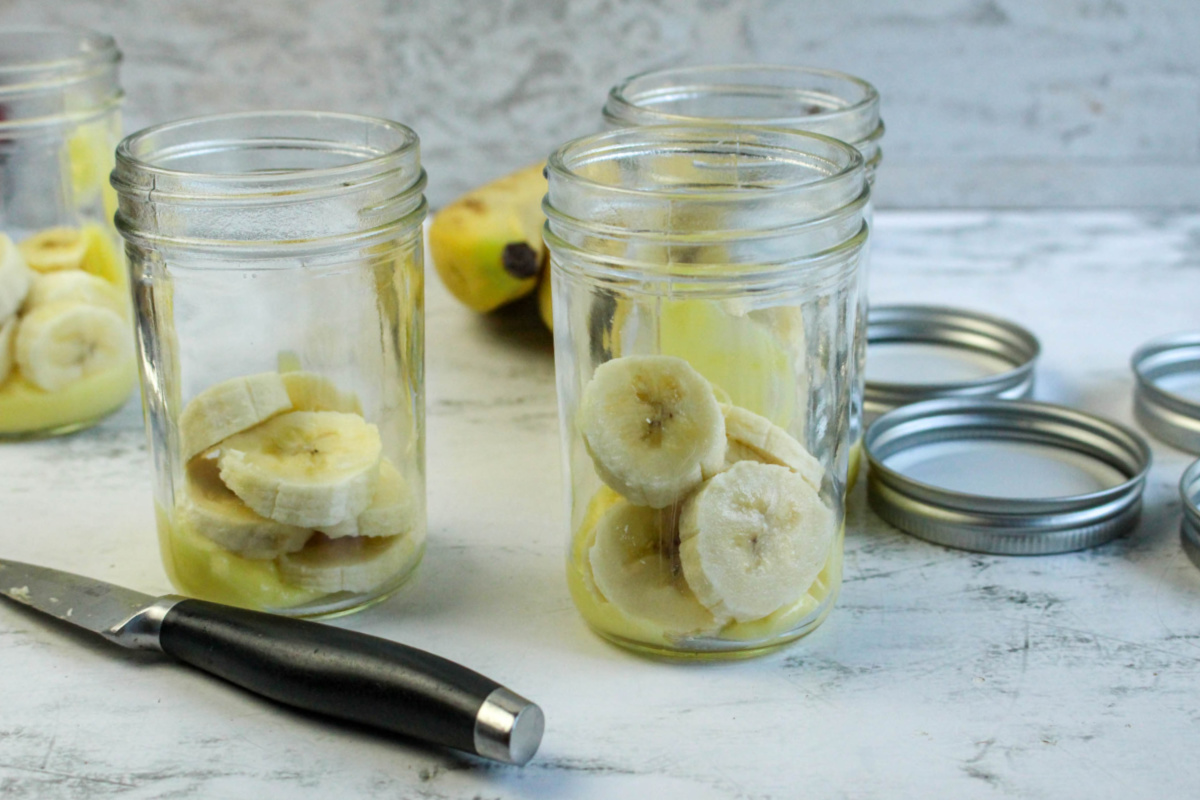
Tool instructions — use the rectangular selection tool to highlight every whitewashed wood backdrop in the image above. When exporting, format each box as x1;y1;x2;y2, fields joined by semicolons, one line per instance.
3;0;1197;209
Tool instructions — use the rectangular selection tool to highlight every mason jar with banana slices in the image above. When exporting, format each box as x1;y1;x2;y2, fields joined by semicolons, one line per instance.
544;126;869;657
112;112;427;617
0;28;135;438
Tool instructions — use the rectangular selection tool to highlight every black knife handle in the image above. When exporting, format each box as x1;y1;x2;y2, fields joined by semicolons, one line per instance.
158;599;542;763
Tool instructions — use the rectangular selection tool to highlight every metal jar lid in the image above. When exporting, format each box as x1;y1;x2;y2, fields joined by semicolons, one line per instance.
1131;332;1200;454
865;398;1152;555
1181;459;1200;570
864;305;1040;422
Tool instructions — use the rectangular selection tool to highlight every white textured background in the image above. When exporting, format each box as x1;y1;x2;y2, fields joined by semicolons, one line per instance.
2;0;1199;209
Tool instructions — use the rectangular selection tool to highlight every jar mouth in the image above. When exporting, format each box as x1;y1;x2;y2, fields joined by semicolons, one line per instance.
0;27;122;130
113;111;422;196
112;111;426;253
604;64;882;148
546;125;864;232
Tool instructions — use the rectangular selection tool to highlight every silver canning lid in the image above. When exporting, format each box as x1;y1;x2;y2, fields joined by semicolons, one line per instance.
866;398;1152;555
864;305;1040;422
1181;459;1200;571
1131;332;1200;454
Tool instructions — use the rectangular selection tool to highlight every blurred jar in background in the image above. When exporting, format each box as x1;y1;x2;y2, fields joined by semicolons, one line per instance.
0;28;134;438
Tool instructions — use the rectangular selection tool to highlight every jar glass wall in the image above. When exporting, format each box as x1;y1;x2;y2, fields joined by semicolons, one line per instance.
0;27;134;438
603;65;884;487
112;112;427;618
545;126;868;657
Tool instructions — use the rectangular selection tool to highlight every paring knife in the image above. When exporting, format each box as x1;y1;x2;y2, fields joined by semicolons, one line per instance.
0;558;544;765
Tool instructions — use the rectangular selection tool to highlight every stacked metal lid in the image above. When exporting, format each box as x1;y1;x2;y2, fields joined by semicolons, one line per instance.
863;305;1153;556
1130;333;1200;570
1182;461;1200;570
865;305;1039;423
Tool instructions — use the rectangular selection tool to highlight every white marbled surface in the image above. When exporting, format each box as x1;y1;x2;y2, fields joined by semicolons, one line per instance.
2;0;1199;208
2;211;1200;799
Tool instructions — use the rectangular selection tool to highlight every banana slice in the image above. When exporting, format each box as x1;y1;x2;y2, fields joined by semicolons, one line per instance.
679;461;835;623
580;355;726;509
176;452;312;559
0;233;32;322
588;499;724;636
718;404;824;492
218;410;382;528
278;531;419;593
19;227;88;273
14;301;131;391
179;373;293;459
319;458;415;538
0;316;15;385
281;370;363;414
25;270;126;317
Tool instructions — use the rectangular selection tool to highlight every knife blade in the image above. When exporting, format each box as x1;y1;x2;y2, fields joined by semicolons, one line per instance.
0;559;544;765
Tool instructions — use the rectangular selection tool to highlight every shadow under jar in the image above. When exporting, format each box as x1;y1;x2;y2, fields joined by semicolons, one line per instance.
545;126;869;658
112;111;427;618
0;27;135;438
603;65;884;490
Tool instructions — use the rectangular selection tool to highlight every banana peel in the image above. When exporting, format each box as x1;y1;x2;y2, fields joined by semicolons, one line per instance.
429;161;548;313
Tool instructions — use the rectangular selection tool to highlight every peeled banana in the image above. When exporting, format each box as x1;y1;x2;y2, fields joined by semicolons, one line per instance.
25;270;126;317
719;404;824;491
217;410;383;528
588;499;723;636
0;234;32;323
179;372;293;459
679;461;834;623
0;317;15;384
14;301;131;392
429;162;547;313
579;355;726;509
320;458;415;538
19;227;89;273
280;370;363;414
177;452;313;559
278;531;420;593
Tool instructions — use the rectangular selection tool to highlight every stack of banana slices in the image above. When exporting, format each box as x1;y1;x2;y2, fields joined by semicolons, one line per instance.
175;370;422;595
573;354;836;644
0;229;131;392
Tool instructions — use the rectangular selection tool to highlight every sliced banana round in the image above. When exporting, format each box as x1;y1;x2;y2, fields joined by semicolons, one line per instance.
679;461;835;623
218;410;382;528
281;370;363;414
176;452;312;559
580;354;726;509
278;531;419;593
26;270;126;317
19;227;88;273
14;301;131;391
718;404;824;492
320;458;415;538
589;499;724;637
0;233;32;322
0;316;16;385
179;372;293;459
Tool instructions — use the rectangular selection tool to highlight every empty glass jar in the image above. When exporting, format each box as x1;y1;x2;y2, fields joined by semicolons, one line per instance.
603;65;884;487
112;112;427;617
0;27;134;438
545;126;869;657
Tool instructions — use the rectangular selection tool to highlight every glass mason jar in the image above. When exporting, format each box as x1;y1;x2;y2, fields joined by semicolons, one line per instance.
0;27;135;438
545;126;869;657
603;65;884;488
112;112;427;618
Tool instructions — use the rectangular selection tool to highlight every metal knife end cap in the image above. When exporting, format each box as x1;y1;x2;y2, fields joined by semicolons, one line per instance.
474;687;545;766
